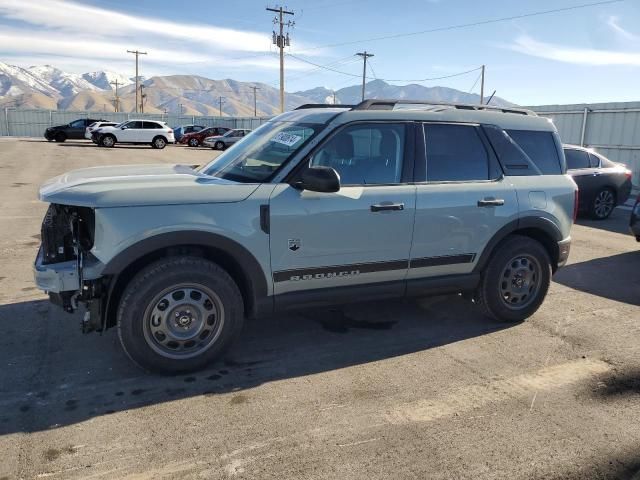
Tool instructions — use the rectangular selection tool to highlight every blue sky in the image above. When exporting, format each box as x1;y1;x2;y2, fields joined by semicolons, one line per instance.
0;0;639;105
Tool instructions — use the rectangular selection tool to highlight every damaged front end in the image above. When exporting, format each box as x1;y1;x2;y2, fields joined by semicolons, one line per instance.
34;204;105;333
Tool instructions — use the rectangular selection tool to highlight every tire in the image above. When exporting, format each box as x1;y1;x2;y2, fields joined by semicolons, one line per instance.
100;134;116;148
152;136;167;149
475;235;551;323
590;188;616;220
54;132;66;143
117;256;244;374
215;141;225;150
188;137;200;147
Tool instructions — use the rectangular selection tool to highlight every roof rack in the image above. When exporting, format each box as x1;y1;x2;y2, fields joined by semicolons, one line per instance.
294;104;355;110
352;99;536;116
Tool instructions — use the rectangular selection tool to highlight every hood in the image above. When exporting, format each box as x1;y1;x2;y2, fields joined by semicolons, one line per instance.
47;124;67;131
39;164;259;208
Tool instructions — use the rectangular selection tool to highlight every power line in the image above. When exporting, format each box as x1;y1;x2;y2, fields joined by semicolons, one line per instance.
293;0;624;52
286;53;483;83
468;71;482;94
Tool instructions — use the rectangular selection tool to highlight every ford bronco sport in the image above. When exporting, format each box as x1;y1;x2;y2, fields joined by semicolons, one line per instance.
34;100;577;374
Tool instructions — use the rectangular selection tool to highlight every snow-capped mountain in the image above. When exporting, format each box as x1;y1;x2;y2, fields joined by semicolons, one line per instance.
0;62;59;97
27;65;101;97
82;71;133;91
0;62;514;114
295;79;513;108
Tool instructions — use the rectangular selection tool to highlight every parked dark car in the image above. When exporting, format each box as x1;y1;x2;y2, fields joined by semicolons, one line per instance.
564;145;633;219
179;126;231;147
44;118;104;142
172;125;205;143
630;193;640;241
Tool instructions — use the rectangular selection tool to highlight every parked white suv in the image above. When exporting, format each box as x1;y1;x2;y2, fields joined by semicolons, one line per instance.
93;120;175;149
85;121;118;140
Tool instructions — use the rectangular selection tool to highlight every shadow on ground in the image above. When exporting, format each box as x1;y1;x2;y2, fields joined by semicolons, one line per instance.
554;251;640;306
0;295;508;435
56;143;158;149
576;208;633;236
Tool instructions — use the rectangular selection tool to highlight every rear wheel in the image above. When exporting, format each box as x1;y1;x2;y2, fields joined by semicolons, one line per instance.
590;188;616;220
188;137;199;147
54;132;66;143
152;136;167;149
100;134;115;148
475;235;551;322
117;256;244;374
215;141;225;150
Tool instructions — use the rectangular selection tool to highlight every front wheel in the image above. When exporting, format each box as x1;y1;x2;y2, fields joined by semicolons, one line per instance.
54;132;66;143
215;141;225;150
117;256;244;374
475;235;551;323
188;138;199;147
590;188;616;220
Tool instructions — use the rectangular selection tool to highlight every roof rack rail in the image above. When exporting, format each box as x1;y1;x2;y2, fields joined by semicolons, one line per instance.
294;104;356;110
351;99;535;116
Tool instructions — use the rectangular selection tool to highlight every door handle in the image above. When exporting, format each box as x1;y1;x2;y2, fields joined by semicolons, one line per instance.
370;202;405;212
477;198;505;207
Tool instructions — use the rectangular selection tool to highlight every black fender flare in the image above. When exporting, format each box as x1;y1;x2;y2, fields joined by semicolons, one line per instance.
472;217;563;274
102;231;271;320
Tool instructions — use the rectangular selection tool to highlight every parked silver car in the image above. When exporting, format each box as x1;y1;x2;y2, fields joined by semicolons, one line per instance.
203;129;252;150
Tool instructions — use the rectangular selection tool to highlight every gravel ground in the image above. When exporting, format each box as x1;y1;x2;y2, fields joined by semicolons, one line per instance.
0;137;639;480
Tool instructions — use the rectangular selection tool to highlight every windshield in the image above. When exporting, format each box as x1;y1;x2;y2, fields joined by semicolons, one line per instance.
200;121;322;183
224;130;237;137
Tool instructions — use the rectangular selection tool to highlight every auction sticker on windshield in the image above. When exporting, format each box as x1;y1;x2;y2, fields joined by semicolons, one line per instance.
271;132;302;147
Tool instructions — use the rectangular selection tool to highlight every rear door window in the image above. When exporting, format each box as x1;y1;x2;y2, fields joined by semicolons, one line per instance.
564;149;590;169
506;130;562;174
423;124;490;182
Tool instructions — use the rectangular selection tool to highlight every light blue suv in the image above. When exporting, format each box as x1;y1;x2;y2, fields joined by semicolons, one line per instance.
34;100;577;373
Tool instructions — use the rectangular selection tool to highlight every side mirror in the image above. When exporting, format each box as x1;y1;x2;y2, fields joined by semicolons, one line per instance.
121;126;127;130
296;166;340;193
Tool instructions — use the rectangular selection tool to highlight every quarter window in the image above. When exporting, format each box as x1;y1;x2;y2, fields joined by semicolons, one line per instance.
507;130;562;174
564;149;590;169
424;124;489;182
310;124;405;185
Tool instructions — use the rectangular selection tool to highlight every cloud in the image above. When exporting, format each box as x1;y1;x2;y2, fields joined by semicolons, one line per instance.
508;34;640;66
0;0;272;52
606;16;640;42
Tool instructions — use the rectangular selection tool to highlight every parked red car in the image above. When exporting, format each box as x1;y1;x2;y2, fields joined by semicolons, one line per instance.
179;126;231;147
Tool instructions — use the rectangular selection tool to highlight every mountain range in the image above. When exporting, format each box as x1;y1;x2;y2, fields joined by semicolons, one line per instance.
0;61;512;116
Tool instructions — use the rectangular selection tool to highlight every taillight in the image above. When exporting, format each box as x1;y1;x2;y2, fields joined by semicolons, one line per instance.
573;189;579;221
168;129;173;133
625;169;633;180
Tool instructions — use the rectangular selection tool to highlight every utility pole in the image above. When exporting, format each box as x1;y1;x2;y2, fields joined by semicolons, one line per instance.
139;84;146;114
480;64;485;105
218;96;226;117
178;103;184;115
356;51;374;101
332;91;337;105
127;49;147;113
267;6;294;113
110;79;120;112
251;86;260;117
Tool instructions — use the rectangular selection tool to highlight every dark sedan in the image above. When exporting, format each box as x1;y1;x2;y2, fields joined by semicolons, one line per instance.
630;193;640;241
564;145;633;220
44;118;104;142
179;126;230;147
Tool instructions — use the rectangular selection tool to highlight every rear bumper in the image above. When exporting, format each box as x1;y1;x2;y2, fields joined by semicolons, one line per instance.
557;236;571;269
619;179;633;205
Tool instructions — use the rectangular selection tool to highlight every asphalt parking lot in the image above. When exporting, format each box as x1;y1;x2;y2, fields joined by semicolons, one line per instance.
0;137;639;480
